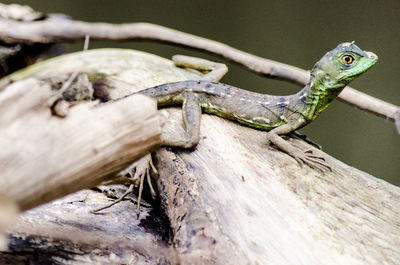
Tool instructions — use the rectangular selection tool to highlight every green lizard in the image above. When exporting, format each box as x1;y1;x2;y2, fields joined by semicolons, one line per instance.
95;42;377;215
135;42;376;169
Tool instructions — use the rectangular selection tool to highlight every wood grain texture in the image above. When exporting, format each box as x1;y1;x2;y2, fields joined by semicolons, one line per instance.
156;109;400;265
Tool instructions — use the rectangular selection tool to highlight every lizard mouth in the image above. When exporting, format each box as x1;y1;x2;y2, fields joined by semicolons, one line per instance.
361;52;378;72
366;51;378;60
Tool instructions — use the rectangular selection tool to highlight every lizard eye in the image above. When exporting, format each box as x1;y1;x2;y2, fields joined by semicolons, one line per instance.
341;55;354;65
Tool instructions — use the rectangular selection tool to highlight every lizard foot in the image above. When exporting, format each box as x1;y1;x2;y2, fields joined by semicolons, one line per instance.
132;154;157;218
172;55;228;82
91;154;158;218
290;149;332;172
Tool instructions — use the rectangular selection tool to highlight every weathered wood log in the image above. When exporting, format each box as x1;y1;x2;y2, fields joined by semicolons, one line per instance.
3;188;173;265
0;49;202;264
0;79;161;212
0;49;399;264
156;109;400;264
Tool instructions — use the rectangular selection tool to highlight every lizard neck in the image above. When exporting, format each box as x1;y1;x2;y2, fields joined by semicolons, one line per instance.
299;69;347;121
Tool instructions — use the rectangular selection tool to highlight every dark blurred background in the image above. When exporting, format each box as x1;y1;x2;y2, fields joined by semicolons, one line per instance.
3;0;399;185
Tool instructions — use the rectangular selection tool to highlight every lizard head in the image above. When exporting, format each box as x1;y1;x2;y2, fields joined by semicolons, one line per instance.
305;42;377;121
311;42;378;87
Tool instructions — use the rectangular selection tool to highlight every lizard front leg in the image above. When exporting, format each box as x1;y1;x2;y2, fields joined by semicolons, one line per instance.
162;92;201;148
162;55;225;147
266;122;331;171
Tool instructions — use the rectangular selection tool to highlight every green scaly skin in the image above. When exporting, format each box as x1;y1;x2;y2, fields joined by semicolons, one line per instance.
131;42;377;170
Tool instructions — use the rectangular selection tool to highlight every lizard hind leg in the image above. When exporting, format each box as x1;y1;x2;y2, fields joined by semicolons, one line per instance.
172;55;228;82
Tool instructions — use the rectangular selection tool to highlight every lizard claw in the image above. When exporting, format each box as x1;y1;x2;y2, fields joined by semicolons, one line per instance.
290;149;331;172
91;154;158;217
304;150;326;161
124;154;158;218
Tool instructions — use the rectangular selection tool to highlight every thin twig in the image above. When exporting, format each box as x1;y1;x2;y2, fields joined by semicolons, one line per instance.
0;14;398;127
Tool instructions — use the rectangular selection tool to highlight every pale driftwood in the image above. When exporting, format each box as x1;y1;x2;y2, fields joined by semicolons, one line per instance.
0;49;399;264
0;78;161;211
0;75;163;262
156;109;400;264
0;4;398;125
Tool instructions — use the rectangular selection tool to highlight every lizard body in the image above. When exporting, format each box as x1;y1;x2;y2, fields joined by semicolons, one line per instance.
132;42;377;170
97;42;377;215
141;80;293;130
